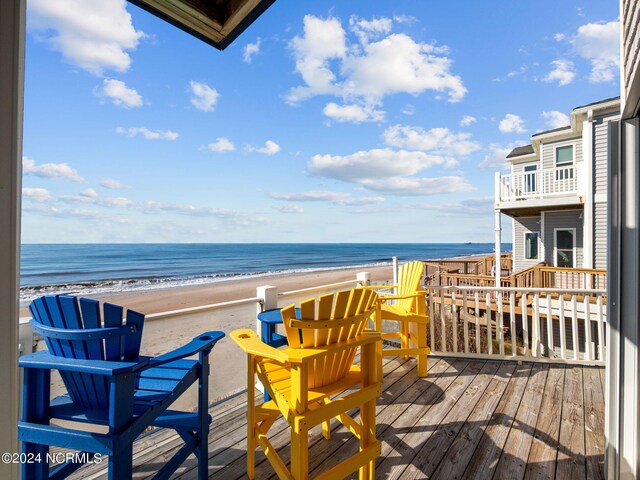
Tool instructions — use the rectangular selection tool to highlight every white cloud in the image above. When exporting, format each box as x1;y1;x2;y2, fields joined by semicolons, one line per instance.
116;127;179;140
571;20;620;83
309;149;447;182
480;143;524;170
543;59;576;86
307;148;473;196
23;187;54;202
499;114;526;134
412;196;494;216
23;156;84;183
359;176;474;196
286;15;467;110
28;0;144;75
99;79;143;108
248;140;280;156
100;178;123;189
459;115;477;127
349;16;393;44
541;110;570;129
80;188;97;198
383;125;480;157
207;137;235;153
269;191;384;206
272;204;304;214
402;105;415;116
189;81;219;112
323;102;385;123
243;38;261;63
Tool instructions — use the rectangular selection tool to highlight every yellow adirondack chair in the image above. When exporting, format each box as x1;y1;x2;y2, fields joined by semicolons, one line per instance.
230;288;382;480
370;261;430;377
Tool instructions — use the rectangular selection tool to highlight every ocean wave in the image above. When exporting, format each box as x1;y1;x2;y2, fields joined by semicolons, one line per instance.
19;261;391;304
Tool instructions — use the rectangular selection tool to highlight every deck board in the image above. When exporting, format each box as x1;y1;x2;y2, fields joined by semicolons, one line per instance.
66;357;604;480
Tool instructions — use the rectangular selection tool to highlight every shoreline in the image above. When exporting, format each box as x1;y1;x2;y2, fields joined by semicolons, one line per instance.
19;264;394;317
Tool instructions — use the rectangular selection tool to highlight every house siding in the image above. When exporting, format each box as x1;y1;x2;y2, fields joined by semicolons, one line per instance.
541;137;582;170
543;210;583;267
623;0;640;106
513;216;542;273
512;160;539;174
592;111;618;270
594;202;607;269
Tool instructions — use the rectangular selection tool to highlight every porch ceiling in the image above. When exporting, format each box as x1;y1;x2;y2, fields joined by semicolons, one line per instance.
128;0;276;50
499;203;584;218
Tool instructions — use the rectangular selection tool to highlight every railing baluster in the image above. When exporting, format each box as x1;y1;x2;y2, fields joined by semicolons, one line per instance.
509;292;516;357
486;292;492;355
451;291;458;353
584;296;592;361
559;293;567;360
440;288;446;352
522;293;529;357
428;289;435;352
475;292;481;354
546;293;554;358
497;292;504;355
571;294;579;360
532;293;540;357
597;294;604;361
462;291;469;354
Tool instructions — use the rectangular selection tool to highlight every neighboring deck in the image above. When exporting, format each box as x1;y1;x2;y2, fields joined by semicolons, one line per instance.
69;356;605;480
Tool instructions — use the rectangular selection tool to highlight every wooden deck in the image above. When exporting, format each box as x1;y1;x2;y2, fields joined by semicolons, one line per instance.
69;356;605;479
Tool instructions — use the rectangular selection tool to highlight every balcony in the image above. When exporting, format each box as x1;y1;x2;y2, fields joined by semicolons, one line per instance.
495;165;584;213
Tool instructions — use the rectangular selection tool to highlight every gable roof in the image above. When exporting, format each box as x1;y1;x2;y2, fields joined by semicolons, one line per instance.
531;125;572;138
506;144;535;158
128;0;276;50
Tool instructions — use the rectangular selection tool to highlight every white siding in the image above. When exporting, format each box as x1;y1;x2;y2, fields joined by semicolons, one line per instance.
512;159;539;174
513;216;542;272
623;0;640;101
594;202;607;269
592;111;618;270
543;210;583;267
541;137;582;170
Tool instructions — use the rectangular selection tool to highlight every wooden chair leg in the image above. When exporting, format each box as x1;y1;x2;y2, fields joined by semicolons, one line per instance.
109;448;133;480
22;367;50;480
198;351;210;480
247;355;256;479
401;322;409;360
417;323;428;377
290;421;308;480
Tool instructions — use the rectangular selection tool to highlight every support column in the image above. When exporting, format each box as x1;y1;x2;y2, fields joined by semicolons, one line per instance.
606;118;640;479
0;1;25;478
494;210;502;287
582;113;595;269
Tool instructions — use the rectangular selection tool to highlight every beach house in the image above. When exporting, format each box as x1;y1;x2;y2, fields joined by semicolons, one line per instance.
494;97;620;275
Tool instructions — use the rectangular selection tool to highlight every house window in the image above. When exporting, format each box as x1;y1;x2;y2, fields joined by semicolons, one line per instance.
524;164;537;193
524;232;539;260
555;229;575;268
555;145;574;166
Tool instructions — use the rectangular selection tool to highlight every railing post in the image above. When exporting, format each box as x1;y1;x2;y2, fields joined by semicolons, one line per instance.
392;256;399;289
18;320;34;355
256;285;278;339
356;272;371;287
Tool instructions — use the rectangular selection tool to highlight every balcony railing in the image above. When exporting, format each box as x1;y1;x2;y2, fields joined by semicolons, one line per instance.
496;165;579;203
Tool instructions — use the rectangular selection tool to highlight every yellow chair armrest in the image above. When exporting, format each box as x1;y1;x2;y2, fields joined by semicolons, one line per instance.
229;329;289;365
360;284;397;290
287;332;381;364
379;292;427;302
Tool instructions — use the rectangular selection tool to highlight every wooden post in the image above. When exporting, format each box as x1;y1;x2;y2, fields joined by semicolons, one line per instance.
0;1;25;477
356;272;371;286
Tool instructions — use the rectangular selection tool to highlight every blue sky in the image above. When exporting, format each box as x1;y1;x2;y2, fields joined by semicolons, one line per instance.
22;0;619;243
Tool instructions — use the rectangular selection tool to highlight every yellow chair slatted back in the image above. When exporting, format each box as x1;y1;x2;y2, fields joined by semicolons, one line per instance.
281;288;377;389
397;261;425;312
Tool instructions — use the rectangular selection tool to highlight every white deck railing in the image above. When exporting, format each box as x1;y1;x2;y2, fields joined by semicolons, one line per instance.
497;165;578;202
426;285;606;365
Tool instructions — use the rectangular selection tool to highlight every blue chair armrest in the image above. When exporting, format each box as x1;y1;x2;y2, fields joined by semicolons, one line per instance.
145;331;225;369
19;350;148;375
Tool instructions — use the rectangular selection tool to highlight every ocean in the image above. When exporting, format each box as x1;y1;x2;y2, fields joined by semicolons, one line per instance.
20;243;511;302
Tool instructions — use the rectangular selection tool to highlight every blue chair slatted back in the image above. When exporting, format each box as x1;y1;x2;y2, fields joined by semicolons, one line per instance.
29;295;145;411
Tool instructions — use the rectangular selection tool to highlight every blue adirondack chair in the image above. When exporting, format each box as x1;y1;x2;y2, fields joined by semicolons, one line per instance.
18;294;224;480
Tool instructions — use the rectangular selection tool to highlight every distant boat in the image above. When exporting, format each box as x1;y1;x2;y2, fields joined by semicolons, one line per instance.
464;242;473;245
